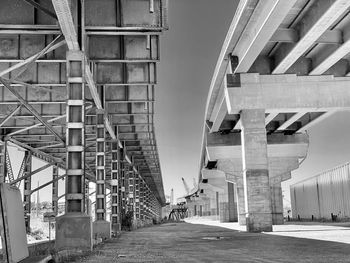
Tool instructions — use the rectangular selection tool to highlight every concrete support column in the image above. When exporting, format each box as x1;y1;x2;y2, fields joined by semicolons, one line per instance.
219;189;229;222
241;109;272;232
270;180;284;225
228;182;238;222
111;140;121;235
85;180;90;216
236;185;246;225
23;151;32;233
93;107;110;240
56;51;92;251
52;165;59;216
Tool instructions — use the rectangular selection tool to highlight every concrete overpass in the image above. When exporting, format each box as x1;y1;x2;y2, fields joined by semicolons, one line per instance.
196;0;350;232
0;0;168;261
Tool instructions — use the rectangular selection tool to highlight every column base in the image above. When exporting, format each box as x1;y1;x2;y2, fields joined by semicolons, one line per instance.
93;220;111;240
246;213;272;232
55;213;92;252
272;213;284;225
111;223;121;236
238;213;246;225
219;202;229;222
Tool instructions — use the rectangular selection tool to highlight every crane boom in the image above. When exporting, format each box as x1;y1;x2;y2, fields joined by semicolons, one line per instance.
182;177;190;195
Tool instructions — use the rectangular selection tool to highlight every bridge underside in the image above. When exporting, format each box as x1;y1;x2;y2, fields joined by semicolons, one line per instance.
0;0;167;259
197;0;350;232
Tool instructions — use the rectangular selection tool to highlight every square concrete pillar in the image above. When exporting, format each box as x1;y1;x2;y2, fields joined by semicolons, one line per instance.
219;201;229;222
228;182;238;222
236;186;246;225
271;183;284;225
241;109;272;232
93;220;111;240
55;213;92;251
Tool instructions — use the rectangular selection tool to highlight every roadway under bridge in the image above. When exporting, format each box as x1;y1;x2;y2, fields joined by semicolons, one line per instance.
0;0;168;261
191;0;350;233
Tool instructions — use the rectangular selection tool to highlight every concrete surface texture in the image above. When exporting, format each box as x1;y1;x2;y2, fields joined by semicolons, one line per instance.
71;222;350;263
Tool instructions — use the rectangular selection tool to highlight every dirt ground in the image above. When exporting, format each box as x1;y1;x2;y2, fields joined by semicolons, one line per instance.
72;222;350;263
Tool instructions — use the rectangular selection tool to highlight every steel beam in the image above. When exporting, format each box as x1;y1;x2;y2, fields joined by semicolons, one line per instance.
10;163;52;186
0;78;64;143
0;142;5;183
0;106;22;128
23;0;58;19
52;165;59;215
23;151;32;233
95;108;106;220
30;174;66;194
65;51;85;213
111;140;121;234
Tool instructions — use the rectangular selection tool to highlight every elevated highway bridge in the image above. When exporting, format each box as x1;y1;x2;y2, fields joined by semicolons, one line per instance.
0;0;168;260
196;0;350;232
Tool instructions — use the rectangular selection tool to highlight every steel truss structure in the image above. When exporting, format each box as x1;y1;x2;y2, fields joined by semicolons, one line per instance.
0;0;168;237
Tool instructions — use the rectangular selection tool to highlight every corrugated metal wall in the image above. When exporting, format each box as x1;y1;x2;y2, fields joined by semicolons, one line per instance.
291;162;350;220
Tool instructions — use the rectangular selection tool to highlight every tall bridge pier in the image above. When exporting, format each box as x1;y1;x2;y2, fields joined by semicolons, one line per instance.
196;0;350;232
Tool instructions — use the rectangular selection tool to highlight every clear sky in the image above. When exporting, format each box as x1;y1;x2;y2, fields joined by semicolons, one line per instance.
156;0;237;199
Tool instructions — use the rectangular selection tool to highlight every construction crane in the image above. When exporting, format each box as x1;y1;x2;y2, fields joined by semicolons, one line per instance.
182;177;190;195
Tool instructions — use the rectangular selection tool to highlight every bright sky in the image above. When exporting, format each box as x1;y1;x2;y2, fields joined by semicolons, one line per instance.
9;1;350;204
156;0;237;199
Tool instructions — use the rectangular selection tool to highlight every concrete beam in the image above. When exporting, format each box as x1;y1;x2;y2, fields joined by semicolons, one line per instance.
310;36;350;75
277;111;307;131
270;28;343;44
225;74;350;114
234;0;297;73
205;0;258;120
272;0;350;74
206;132;308;161
210;89;227;132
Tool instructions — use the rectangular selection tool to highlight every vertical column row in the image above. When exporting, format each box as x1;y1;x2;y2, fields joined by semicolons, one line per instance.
23;151;32;233
95;109;106;221
120;154;126;217
0;142;5;183
128;168;135;218
135;174;140;220
52;165;59;216
65;51;85;214
111;141;120;234
92;83;111;239
145;184;150;221
139;179;144;221
85;180;90;215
